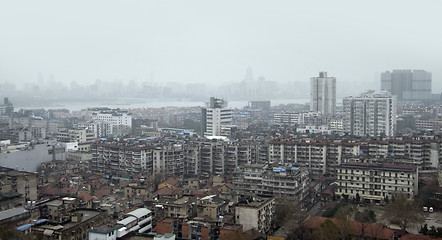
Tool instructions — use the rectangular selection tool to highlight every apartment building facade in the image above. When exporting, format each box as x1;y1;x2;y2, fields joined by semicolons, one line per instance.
202;97;232;137
233;164;310;202
269;136;442;175
235;197;276;234
268;140;360;176
91;108;132;136
91;142;153;175
0;167;38;201
343;91;396;137
335;162;418;201
56;128;95;143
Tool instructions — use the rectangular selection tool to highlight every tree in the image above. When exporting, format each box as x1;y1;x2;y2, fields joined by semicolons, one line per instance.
0;224;22;240
420;224;442;238
420;224;429;235
369;222;388;240
313;219;340;240
428;226;438;237
355;193;361;203
273;199;308;239
273;199;307;228
322;207;337;218
355;209;376;223
334;205;355;239
355;209;376;238
384;194;425;231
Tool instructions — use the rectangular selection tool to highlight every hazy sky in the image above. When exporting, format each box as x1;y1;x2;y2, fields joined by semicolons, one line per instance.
1;0;441;92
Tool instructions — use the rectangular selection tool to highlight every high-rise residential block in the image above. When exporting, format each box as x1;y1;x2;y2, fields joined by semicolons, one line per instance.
310;72;336;115
90;108;132;136
343;91;396;137
381;69;432;102
202;97;232;137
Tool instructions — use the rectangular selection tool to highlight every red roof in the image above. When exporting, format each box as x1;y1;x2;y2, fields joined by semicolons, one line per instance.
154;187;174;196
93;187;111;199
61;187;78;195
190;190;206;197
302;216;395;240
119;180;130;188
77;192;94;202
322;188;334;196
400;233;442;240
39;187;59;196
88;175;101;180
225;183;234;189
162;177;179;186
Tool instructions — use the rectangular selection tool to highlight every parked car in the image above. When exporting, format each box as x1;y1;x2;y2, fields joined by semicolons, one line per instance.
429;207;434;213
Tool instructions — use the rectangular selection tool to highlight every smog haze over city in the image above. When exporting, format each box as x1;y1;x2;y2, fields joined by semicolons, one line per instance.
1;0;442;108
2;1;442;239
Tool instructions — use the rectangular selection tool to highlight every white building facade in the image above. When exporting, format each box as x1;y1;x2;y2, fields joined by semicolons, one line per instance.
91;110;132;137
116;208;152;238
335;162;418;201
202;97;232;137
235;197;275;234
343;91;396;137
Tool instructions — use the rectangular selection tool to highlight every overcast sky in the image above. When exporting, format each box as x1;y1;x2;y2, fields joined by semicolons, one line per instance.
1;0;441;93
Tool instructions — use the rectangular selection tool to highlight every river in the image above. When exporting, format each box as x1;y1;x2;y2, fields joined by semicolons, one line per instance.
15;98;311;111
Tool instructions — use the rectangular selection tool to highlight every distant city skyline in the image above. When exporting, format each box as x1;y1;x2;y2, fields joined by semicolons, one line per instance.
1;0;442;94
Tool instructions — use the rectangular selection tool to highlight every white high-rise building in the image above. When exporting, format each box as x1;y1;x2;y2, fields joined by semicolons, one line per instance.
91;109;132;136
202;97;232;137
343;91;396;137
310;72;336;115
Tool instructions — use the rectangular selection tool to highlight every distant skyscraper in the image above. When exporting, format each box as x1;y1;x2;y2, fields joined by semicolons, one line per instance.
343;91;396;137
310;72;336;115
202;97;232;137
0;97;14;116
381;69;432;102
241;67;256;98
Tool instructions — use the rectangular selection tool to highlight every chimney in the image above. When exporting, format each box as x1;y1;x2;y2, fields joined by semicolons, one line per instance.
71;212;83;223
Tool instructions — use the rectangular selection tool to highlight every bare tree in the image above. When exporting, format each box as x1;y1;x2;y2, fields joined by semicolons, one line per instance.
334;205;355;239
273;198;307;228
313;219;340;240
384;194;424;231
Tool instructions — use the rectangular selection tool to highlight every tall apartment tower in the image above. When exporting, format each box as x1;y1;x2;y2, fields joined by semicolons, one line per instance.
343;91;396;137
381;69;432;102
202;97;232;137
310;72;336;115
